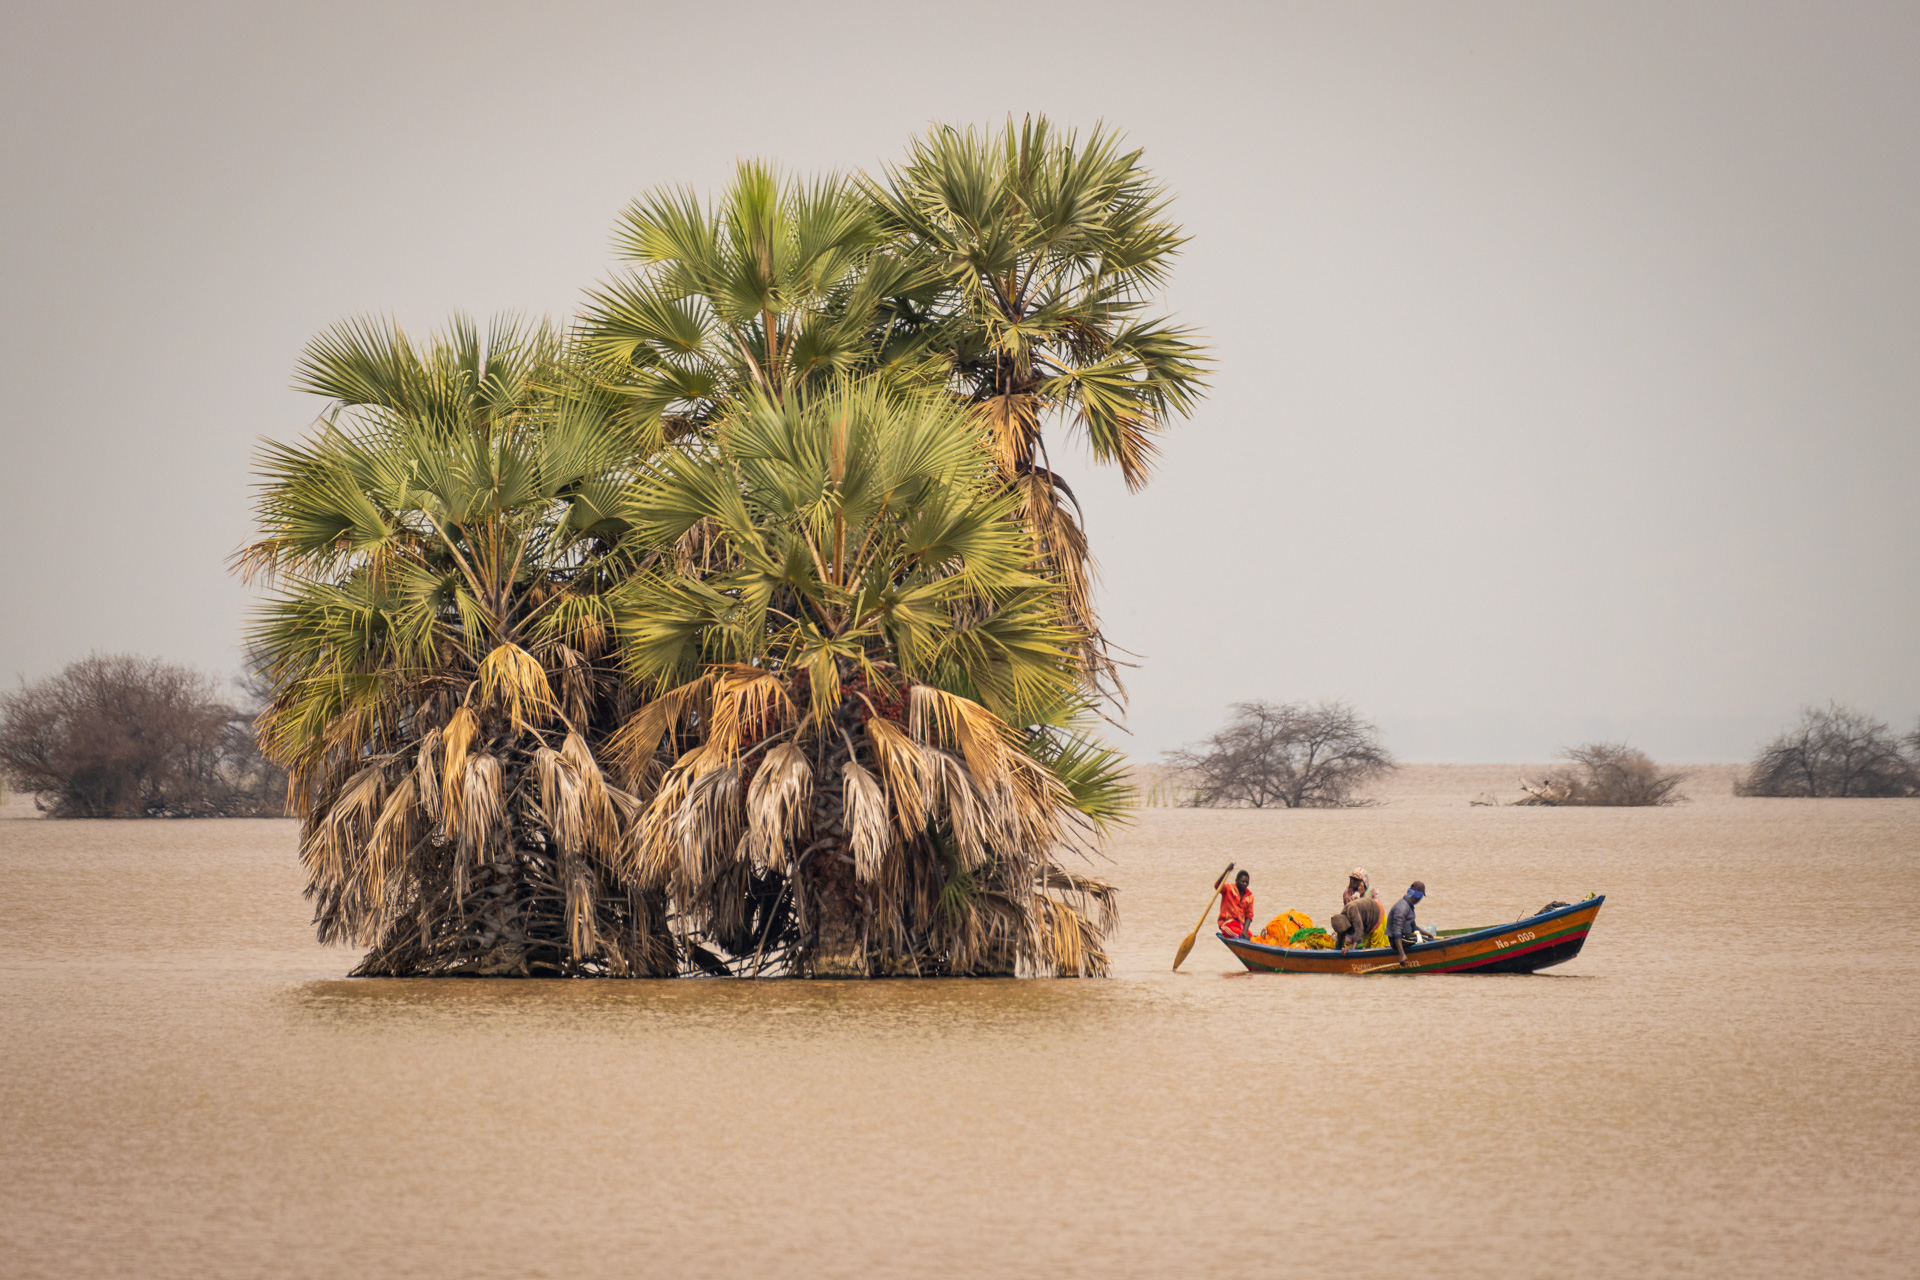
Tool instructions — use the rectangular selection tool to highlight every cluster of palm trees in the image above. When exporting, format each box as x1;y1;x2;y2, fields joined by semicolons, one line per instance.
240;117;1208;979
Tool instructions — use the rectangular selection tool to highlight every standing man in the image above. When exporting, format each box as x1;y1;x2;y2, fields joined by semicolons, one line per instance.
1218;870;1255;939
1388;881;1436;966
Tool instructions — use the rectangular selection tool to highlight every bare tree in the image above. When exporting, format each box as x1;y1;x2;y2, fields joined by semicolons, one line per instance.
1164;700;1396;808
1737;703;1918;797
1515;742;1688;806
228;660;289;815
0;654;285;817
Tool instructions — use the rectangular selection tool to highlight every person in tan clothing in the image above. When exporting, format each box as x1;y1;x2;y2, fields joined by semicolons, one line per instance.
1331;895;1382;951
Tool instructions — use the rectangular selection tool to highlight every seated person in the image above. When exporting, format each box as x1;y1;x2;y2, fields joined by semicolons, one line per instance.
1388;881;1438;964
1217;870;1254;939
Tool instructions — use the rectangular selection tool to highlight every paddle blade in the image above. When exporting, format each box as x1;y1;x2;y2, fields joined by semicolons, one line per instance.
1174;885;1225;971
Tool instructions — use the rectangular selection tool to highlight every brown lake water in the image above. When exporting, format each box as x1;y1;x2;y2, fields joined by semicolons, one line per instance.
2;766;1915;1278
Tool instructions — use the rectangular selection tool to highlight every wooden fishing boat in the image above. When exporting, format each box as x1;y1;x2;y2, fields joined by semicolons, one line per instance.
1219;896;1605;974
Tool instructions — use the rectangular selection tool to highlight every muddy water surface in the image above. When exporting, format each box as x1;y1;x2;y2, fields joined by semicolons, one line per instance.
2;767;1915;1278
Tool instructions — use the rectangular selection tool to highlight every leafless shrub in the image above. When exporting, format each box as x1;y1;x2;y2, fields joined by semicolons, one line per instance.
1131;764;1197;808
1164;700;1396;808
1515;742;1688;806
230;661;289;813
0;654;286;818
1737;703;1918;798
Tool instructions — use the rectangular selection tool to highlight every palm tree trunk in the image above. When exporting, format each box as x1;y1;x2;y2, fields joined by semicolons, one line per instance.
804;846;868;978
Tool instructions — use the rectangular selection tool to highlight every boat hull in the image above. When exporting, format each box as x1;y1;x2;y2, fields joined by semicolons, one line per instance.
1219;896;1604;974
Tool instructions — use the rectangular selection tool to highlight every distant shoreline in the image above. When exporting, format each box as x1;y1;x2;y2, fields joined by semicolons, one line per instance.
2;763;1767;820
1133;761;1752;809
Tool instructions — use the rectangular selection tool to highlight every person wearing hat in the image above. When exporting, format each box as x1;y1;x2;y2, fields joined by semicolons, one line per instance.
1387;881;1437;966
1342;868;1377;908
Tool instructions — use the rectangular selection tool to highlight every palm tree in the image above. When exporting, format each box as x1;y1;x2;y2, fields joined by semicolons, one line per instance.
575;160;941;445
240;315;676;976
606;379;1129;977
869;116;1211;692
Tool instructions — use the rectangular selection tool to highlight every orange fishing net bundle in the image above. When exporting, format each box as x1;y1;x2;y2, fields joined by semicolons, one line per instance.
1255;910;1314;947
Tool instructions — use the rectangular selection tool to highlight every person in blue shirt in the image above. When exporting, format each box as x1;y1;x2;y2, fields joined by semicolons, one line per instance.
1387;881;1436;966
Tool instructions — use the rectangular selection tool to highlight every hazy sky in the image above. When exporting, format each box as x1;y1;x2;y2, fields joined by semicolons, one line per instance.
2;0;1915;761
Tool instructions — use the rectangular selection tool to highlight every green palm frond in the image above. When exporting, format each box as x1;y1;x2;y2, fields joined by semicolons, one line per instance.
244;314;676;977
578;161;923;443
868;114;1212;694
609;377;1124;976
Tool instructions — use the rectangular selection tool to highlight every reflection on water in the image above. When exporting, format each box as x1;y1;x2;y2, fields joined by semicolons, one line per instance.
2;767;1915;1279
284;973;1145;1038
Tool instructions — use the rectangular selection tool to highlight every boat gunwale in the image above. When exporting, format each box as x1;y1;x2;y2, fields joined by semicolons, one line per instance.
1218;894;1606;959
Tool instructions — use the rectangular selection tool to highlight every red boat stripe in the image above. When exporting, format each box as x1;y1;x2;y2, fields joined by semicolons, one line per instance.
1222;915;1596;973
1425;925;1590;972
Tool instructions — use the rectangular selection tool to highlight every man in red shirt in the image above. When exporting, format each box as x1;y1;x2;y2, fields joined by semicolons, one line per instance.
1218;870;1255;939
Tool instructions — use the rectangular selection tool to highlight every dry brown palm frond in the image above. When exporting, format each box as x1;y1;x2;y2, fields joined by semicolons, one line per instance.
672;755;742;891
1085;404;1161;495
1014;472;1093;601
1003;750;1068;853
230;536;281;587
315;697;384;787
602;783;645;868
672;515;721;577
970;771;1026;860
633;760;695;890
1012;472;1104;687
362;772;418;916
459;754;506;865
440;705;478;832
565;861;601;959
532;745;581;851
551;645;594;727
311;760;409;943
477;641;558;731
863;715;931;839
983;392;1039;477
952;890;1024;976
745;741;812;873
307;764;387;920
606;673;714;787
841;758;893;883
622;751;667;805
926;748;987;869
1032;895;1107;977
414;726;443;826
708;666;798;761
1043;865;1119;933
908;685;1011;791
298;818;344;911
560;731;622;859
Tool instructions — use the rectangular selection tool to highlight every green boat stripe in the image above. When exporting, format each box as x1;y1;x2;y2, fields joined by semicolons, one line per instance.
1235;917;1591;972
1392;920;1589;972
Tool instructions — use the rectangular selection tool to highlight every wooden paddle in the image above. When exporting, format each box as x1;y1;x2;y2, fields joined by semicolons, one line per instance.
1172;862;1235;971
1355;959;1409;974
